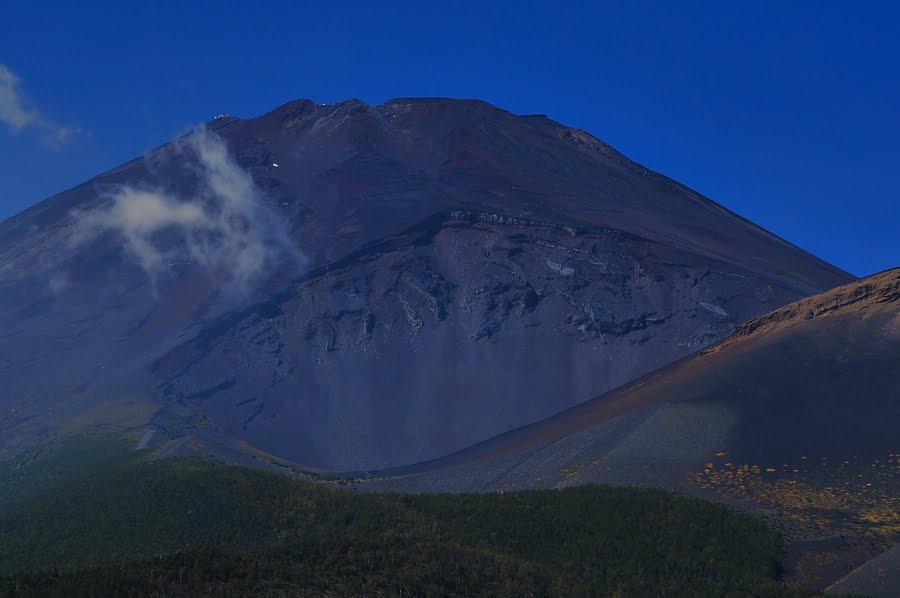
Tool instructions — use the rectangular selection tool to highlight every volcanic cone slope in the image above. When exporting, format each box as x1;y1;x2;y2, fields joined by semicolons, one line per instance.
0;98;851;469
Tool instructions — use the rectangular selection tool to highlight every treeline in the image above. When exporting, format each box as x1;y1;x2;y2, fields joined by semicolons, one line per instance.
0;436;823;596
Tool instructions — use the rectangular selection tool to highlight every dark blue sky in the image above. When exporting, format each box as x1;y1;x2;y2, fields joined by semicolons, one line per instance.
1;1;897;276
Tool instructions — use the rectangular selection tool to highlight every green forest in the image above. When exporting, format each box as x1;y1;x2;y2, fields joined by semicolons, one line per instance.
0;435;827;597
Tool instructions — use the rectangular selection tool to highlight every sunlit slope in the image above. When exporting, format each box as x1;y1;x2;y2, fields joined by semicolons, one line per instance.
372;268;898;497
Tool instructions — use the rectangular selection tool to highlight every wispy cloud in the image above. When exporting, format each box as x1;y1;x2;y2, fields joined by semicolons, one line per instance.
0;64;80;146
73;127;304;297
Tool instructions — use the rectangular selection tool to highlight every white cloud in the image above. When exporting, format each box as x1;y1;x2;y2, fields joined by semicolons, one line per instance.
0;64;80;145
73;127;304;298
0;65;36;131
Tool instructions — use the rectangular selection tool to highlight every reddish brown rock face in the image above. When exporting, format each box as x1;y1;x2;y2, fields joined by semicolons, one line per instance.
0;98;851;469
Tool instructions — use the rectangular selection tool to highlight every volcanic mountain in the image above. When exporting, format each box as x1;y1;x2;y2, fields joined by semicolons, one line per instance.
0;98;851;470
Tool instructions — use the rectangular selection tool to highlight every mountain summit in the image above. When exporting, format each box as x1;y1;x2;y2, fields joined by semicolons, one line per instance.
0;98;851;469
